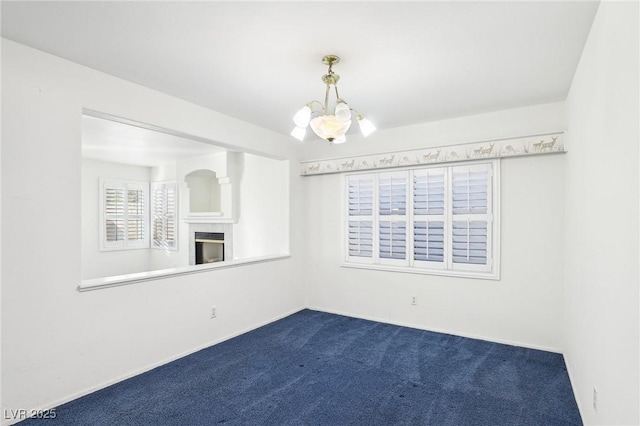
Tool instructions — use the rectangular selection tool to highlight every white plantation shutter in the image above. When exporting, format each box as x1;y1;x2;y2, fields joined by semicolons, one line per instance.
166;185;177;245
379;173;407;216
348;174;374;215
451;166;489;215
379;172;408;265
345;160;498;278
379;221;407;260
413;221;445;263
413;169;446;268
347;175;374;262
450;164;492;272
101;179;148;250
413;169;445;216
151;181;178;250
152;184;164;245
127;188;145;242
452;220;487;265
105;187;125;243
348;220;373;258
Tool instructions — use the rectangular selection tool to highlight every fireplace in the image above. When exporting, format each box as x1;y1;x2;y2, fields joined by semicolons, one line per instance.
195;232;225;264
188;223;232;266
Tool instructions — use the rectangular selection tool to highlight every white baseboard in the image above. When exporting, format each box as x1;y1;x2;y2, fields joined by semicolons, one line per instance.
306;305;563;354
563;355;586;424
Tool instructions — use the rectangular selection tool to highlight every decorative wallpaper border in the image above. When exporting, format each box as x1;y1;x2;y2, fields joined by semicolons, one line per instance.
300;132;564;176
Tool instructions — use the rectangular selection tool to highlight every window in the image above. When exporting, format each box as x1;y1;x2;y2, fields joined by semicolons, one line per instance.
100;179;149;250
151;181;178;250
345;160;499;279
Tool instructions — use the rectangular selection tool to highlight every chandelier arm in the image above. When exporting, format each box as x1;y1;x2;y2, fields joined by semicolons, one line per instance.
308;100;325;114
334;85;342;104
323;82;331;114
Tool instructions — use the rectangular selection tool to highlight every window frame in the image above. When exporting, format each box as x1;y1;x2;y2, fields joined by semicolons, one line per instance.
343;159;500;280
99;178;150;251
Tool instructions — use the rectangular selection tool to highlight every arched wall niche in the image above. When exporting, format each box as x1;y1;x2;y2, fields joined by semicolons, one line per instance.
178;151;240;223
185;169;221;213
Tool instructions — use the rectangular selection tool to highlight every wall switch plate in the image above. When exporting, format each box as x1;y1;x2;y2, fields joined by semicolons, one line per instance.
411;296;417;306
211;306;217;319
593;386;598;411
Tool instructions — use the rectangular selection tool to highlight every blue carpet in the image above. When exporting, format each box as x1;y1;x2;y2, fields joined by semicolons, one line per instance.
21;310;581;425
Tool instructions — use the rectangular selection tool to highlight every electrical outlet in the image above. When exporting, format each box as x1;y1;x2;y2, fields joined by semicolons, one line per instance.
411;296;417;306
593;386;598;411
211;306;217;319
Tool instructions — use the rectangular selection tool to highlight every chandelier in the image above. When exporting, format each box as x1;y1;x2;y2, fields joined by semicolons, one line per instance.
291;55;376;144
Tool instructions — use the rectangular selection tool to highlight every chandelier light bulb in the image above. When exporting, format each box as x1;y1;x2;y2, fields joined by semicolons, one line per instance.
332;135;347;144
293;106;311;128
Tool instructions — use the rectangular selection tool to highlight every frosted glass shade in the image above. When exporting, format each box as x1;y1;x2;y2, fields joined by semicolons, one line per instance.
293;106;311;127
334;101;351;123
290;126;306;141
310;115;352;142
357;117;376;137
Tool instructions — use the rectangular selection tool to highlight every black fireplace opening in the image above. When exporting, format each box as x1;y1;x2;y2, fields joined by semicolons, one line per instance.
195;232;225;265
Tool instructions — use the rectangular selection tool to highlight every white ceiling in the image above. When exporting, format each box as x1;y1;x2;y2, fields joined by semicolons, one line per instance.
2;1;599;139
82;115;225;167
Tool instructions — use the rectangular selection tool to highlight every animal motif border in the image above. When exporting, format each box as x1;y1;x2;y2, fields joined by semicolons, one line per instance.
300;132;564;176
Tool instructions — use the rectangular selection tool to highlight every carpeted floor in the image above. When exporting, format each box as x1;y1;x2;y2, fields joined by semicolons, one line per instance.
21;309;582;425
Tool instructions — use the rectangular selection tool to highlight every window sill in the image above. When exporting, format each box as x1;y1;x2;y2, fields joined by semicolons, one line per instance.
341;262;500;280
78;254;291;292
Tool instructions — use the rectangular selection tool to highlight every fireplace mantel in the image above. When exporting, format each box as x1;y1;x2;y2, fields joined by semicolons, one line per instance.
182;212;235;224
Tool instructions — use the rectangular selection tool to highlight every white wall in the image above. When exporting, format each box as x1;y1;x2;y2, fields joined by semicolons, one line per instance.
302;102;567;351
81;158;153;279
563;2;639;425
1;39;305;421
233;153;289;259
